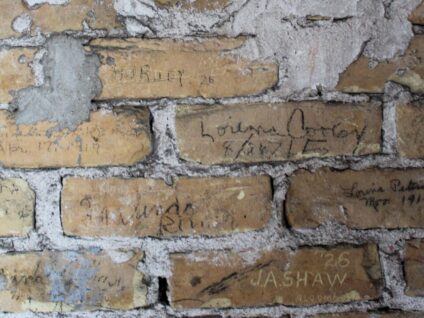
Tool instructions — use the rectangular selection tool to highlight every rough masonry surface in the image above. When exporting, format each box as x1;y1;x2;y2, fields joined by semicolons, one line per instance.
1;0;424;318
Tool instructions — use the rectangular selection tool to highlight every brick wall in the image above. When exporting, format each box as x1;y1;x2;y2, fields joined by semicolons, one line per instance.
1;0;424;317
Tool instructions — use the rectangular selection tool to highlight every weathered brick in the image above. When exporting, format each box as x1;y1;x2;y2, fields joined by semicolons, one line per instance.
0;250;145;312
410;1;424;25
155;0;230;11
337;36;424;93
170;245;382;308
311;313;369;318
286;167;424;229
0;108;151;168
397;103;424;159
0;48;35;104
405;239;424;296
0;179;34;237
312;314;422;318
380;315;424;318
89;38;278;100
61;176;271;237
175;102;381;165
0;0;120;39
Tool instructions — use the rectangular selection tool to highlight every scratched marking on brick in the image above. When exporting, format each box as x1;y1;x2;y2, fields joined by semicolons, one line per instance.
0;250;145;312
170;245;382;308
0;108;151;168
286;167;424;229
62;176;272;237
89;38;278;99
176;102;381;164
0;179;34;237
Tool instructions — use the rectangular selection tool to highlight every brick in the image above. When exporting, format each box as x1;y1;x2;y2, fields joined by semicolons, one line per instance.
89;38;278;100
397;103;424;159
381;315;424;318
0;250;145;312
0;108;151;168
337;36;424;93
175;102;381;165
61;176;271;237
0;179;34;237
311;314;369;318
405;239;424;296
410;1;424;25
0;0;120;39
170;245;382;308
312;314;422;318
0;48;35;104
155;0;230;11
286;167;424;229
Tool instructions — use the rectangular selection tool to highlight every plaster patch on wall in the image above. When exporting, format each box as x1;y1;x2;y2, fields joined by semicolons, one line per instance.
116;0;421;96
23;0;70;9
11;35;101;133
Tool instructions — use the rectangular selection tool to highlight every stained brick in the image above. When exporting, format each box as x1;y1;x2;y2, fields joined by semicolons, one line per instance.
0;48;35;104
0;179;34;237
176;102;381;165
405;239;424;296
170;245;382;308
397;103;424;159
0;250;145;312
0;0;121;39
0;108;151;168
337;36;424;93
286;167;424;229
410;1;424;25
61;176;271;237
89;38;278;100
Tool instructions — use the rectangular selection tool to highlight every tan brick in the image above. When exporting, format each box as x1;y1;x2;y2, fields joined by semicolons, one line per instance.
155;0;230;11
0;0;120;39
89;38;278;100
0;108;151;168
0;48;35;104
0;250;146;312
397;103;424;159
286;168;424;229
170;245;382;308
410;1;424;25
337;36;424;93
0;179;34;237
311;313;369;318
312;314;423;318
405;239;424;296
314;313;423;318
381;315;424;318
175;102;381;165
61;176;271;237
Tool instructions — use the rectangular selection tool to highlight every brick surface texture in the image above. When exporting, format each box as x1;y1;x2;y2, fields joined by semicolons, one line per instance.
0;0;424;317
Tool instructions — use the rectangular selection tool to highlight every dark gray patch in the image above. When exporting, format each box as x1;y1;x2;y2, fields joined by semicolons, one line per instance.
11;35;101;133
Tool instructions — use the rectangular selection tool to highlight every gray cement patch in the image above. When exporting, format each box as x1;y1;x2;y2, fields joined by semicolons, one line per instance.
11;35;101;133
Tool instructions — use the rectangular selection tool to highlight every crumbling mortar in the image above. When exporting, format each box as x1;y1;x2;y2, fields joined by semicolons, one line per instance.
1;1;424;317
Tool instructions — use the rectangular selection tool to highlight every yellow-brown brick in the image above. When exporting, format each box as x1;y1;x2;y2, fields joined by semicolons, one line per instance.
397;103;424;159
0;0;121;39
90;38;278;100
61;176;272;237
0;48;35;104
0;108;151;168
0;178;34;237
286;168;424;229
337;36;424;93
0;250;145;312
170;245;382;308
176;102;381;165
